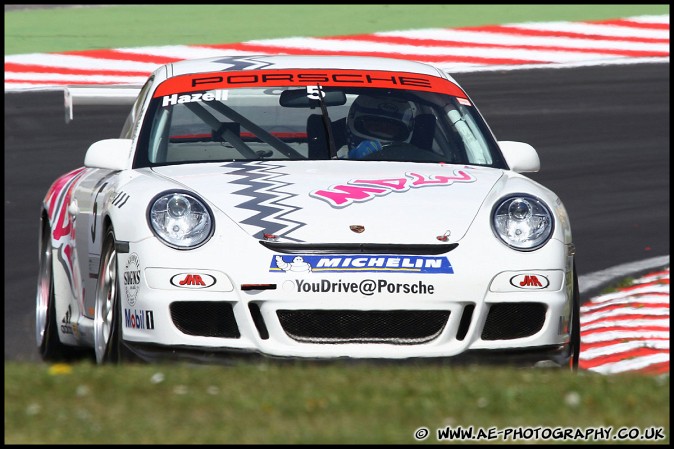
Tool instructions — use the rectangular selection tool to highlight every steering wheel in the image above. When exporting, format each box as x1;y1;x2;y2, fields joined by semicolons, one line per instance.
360;142;445;162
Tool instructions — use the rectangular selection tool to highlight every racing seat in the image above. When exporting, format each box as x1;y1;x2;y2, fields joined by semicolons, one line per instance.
409;113;436;151
306;114;347;159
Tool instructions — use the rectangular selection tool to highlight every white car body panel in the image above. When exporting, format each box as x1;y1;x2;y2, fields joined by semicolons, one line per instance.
151;161;503;243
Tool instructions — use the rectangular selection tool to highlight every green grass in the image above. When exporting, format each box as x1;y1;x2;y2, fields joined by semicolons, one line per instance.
4;4;669;55
601;277;637;294
4;360;670;444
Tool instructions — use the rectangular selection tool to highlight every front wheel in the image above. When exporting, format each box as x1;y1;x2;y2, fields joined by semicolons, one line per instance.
533;261;581;370
94;226;129;364
569;263;581;371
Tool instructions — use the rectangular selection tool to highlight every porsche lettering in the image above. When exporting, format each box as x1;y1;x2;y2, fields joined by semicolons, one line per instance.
152;68;467;97
190;73;432;89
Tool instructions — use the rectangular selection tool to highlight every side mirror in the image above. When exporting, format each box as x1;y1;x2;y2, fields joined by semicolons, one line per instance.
498;141;540;173
84;139;132;170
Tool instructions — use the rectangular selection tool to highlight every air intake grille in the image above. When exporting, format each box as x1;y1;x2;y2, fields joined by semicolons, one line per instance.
277;309;450;344
170;301;240;338
481;303;546;340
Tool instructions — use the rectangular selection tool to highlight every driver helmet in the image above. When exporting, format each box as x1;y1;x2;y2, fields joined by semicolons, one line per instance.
346;94;416;152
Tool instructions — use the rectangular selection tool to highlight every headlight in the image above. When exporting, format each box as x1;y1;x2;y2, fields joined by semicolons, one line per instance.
492;194;554;251
148;191;213;249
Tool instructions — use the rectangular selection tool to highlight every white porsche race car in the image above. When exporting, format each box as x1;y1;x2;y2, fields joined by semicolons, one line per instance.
36;55;579;368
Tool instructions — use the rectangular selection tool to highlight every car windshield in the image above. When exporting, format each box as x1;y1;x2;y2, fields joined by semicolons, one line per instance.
135;76;506;168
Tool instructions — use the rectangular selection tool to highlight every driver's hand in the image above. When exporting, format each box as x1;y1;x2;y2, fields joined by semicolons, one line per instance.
348;140;383;159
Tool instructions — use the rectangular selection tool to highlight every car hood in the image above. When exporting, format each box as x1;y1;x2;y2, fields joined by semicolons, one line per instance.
151;161;503;244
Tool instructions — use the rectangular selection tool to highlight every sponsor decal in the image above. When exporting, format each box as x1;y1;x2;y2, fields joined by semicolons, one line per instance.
509;274;550;289
289;279;435;296
170;273;217;289
124;253;141;306
111;191;130;208
60;304;81;337
225;161;306;241
210;56;274;71
88;255;100;279
271;255;453;274
153;69;467;98
124;308;155;330
45;168;86;299
310;170;476;208
162;89;228;107
457;97;472;106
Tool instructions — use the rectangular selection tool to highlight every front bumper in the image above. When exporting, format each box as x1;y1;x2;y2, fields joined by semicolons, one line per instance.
115;234;575;363
122;340;573;369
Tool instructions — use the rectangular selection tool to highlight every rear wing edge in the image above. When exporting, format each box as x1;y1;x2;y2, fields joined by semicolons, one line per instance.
64;85;142;123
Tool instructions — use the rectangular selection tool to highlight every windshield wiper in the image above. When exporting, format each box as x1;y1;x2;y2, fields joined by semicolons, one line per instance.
316;84;338;159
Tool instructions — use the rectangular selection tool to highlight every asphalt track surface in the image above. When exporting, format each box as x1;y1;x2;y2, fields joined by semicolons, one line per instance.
4;62;669;362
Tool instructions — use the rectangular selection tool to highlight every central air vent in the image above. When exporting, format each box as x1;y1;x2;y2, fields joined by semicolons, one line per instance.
277;309;450;344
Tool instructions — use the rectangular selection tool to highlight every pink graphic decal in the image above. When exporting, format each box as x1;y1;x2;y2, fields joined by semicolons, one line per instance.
311;169;476;208
44;167;86;298
310;185;389;208
408;170;475;187
351;177;410;192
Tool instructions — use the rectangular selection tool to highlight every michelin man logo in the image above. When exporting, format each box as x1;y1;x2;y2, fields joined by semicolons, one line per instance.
274;255;312;273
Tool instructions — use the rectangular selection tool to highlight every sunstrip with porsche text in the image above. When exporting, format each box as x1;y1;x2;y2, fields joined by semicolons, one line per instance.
153;69;468;98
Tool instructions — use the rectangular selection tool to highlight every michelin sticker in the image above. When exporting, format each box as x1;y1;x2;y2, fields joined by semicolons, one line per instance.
271;255;453;274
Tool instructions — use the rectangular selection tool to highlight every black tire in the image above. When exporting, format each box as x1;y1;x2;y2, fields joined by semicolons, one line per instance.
37;271;74;361
533;261;581;370
569;262;581;371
